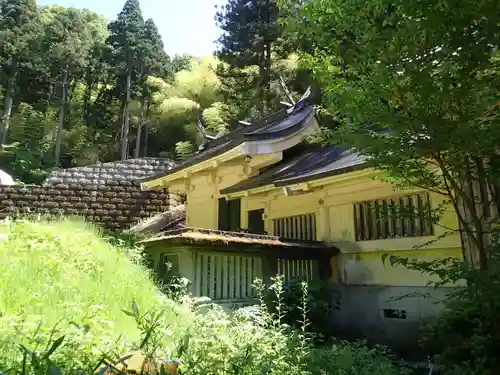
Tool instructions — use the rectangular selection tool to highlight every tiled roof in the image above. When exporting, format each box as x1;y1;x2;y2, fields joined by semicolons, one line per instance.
138;101;316;183
219;144;366;195
43;157;176;187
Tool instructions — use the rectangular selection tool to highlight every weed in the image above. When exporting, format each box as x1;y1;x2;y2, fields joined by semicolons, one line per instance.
0;218;408;375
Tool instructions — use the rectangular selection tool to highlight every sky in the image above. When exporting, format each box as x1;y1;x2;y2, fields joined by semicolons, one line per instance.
36;0;227;57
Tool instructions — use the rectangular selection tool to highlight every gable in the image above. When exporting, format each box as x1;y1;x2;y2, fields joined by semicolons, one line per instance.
139;93;318;191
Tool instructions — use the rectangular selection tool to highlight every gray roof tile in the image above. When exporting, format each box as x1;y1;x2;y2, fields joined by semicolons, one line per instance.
219;145;366;195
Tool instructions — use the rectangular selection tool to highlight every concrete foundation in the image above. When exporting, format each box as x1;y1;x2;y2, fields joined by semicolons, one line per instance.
329;285;456;355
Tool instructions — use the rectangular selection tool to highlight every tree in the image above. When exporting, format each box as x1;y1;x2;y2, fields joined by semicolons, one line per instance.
171;54;192;75
0;0;40;145
0;0;240;182
215;0;288;115
106;0;145;160
146;57;232;160
280;0;500;269
133;18;170;158
39;6;98;165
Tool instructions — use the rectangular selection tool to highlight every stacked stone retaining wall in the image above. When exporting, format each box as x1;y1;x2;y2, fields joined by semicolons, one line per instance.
0;182;181;229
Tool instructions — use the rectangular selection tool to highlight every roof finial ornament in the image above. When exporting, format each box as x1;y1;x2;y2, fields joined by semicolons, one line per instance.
195;117;227;141
196;117;217;141
195;116;227;153
279;75;296;106
278;78;312;114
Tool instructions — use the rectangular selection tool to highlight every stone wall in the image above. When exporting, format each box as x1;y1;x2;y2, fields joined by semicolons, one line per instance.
44;157;176;186
0;182;179;230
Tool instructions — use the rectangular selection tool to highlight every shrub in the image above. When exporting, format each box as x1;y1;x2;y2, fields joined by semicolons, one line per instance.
0;217;408;375
176;276;407;375
387;231;500;375
262;277;340;337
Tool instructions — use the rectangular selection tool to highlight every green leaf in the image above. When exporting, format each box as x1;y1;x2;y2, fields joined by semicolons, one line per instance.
380;253;389;265
122;309;135;317
43;336;65;359
131;301;139;316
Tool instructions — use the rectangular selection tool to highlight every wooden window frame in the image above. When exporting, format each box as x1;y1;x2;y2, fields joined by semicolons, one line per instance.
272;213;317;241
353;193;433;241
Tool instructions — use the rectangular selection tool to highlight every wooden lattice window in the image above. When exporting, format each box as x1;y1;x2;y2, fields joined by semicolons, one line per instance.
196;253;261;301
277;258;320;284
354;193;433;241
273;213;316;240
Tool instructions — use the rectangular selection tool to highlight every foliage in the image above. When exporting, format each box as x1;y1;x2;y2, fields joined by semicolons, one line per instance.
0;0;41;145
215;0;283;114
176;276;406;375
0;0;238;182
384;230;500;375
0;218;408;375
147;57;232;161
279;0;500;370
263;277;340;336
0;143;51;184
215;0;311;120
280;0;500;269
175;141;194;161
0;217;191;370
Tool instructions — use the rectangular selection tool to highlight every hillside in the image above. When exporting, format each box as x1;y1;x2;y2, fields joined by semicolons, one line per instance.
0;218;406;375
0;218;192;368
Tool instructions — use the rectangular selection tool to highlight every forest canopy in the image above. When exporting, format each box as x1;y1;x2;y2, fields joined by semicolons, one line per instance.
0;0;307;183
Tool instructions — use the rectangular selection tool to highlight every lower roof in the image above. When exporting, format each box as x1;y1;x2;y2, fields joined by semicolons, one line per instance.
219;144;366;195
139;227;338;256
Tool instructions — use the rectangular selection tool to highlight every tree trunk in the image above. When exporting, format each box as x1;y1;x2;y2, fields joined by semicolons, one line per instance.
55;66;69;166
258;50;266;115
45;82;54;118
436;153;491;270
83;68;93;124
1;58;19;146
143;121;149;157
264;42;272;110
134;96;146;158
120;67;132;160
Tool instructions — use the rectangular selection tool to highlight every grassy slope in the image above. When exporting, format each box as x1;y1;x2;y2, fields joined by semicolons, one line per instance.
0;218;407;375
0;218;191;367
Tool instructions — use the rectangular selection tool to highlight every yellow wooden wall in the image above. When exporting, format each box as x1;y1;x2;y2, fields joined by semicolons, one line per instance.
173;161;464;288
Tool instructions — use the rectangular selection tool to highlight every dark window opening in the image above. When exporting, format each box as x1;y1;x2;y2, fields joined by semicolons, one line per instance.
248;209;265;234
157;253;180;280
383;308;407;320
218;198;241;231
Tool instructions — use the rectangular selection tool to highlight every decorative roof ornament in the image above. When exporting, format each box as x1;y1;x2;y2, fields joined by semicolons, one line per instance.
279;75;296;106
193;85;313;154
195;118;227;141
195;118;217;141
195;117;228;153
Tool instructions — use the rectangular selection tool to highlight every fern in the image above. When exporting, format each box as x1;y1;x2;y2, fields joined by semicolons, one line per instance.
202;102;231;134
175;141;194;161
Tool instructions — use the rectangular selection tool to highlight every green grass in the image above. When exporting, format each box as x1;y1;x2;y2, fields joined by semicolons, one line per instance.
0;217;410;375
0;217;192;369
